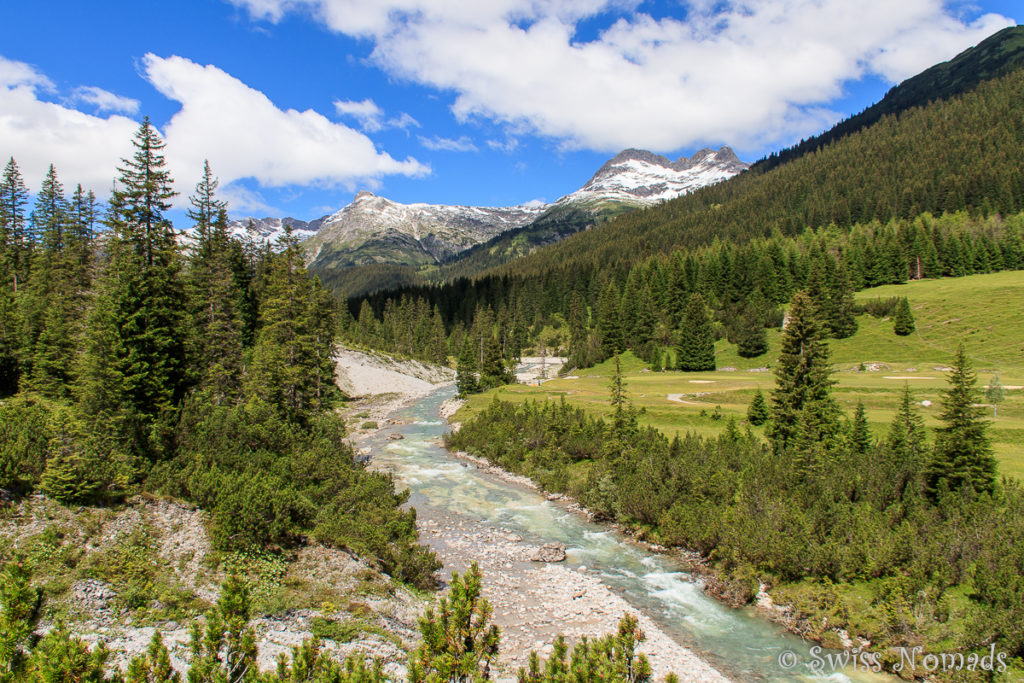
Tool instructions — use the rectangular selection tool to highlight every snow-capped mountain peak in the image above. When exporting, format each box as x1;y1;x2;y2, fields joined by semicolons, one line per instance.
558;146;747;207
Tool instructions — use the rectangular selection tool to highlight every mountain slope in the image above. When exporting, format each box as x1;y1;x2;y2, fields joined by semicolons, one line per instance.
306;146;746;295
304;191;546;270
752;24;1024;173
468;61;1024;284
432;147;747;281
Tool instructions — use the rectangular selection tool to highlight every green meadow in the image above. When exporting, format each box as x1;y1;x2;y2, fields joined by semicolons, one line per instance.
457;271;1024;481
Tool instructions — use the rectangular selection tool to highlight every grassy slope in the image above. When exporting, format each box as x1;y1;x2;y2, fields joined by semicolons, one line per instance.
456;271;1024;481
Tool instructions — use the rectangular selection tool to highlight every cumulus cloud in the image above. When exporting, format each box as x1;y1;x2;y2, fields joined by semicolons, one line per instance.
0;56;136;194
0;53;427;201
334;97;419;132
419;135;478;152
230;0;1015;152
69;85;140;114
141;54;429;195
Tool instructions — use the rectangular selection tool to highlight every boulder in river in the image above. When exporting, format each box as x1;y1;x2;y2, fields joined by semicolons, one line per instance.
531;542;567;562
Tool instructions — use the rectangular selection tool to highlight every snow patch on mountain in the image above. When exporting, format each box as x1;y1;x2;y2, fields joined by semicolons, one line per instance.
304;191;547;264
555;147;748;207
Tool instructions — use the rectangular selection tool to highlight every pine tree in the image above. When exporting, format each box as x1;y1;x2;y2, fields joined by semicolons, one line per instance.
893;297;915;335
78;119;187;454
246;226;335;422
186;163;243;404
479;333;512;390
456;337;479;397
849;401;872;454
0;158;31;293
926;345;996;496
126;632;181;683
767;291;839;455
746;389;769;426
735;306;767;358
827;266;858;338
597;282;623;359
24;166;76;395
187;575;257;683
887;385;929;486
0;557;40;678
675;293;715;371
408;563;500;683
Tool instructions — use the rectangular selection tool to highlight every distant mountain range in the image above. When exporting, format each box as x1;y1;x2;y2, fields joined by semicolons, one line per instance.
221;146;747;285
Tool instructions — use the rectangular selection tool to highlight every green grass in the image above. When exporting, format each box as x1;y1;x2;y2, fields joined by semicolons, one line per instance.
456;271;1024;481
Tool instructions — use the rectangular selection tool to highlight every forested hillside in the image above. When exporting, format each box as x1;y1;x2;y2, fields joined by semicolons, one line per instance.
753;24;1024;173
0;121;437;587
349;60;1024;374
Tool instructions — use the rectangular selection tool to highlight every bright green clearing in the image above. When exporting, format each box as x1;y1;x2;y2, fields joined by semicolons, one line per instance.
456;271;1024;481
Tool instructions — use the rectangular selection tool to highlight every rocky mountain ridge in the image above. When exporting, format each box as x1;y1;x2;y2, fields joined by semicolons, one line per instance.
224;146;747;277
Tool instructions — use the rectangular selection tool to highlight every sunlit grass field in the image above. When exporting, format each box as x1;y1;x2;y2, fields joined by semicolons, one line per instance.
456;271;1024;481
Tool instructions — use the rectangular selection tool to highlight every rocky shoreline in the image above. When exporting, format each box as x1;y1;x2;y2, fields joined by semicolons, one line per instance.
346;379;727;681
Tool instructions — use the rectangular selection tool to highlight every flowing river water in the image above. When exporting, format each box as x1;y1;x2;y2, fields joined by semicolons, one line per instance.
364;385;892;682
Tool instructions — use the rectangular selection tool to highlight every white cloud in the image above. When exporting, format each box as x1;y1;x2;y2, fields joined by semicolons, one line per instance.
0;55;54;90
419;134;478;151
0;53;428;203
0;56;136;195
388;111;420;130
334;97;420;132
487;137;519;153
70;85;140;114
334;97;385;131
230;0;1015;153
141;54;428;196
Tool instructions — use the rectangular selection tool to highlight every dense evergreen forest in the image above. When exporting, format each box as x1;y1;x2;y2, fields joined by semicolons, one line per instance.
349;64;1024;365
0;121;438;588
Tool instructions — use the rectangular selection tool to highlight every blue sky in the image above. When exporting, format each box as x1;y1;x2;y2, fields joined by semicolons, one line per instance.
0;0;1018;223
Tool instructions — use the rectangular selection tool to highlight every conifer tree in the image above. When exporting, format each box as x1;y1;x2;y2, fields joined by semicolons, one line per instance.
767;291;838;455
675;293;715;371
887;384;929;477
78;119;187;453
456;337;479;397
735;306;767;358
187;575;257;683
926;345;996;496
0;158;30;293
408;563;499;683
597;282;623;359
246;226;336;422
24;166;76;395
849;402;872;454
0;557;40;678
893;297;915;335
126;632;180;683
479;333;512;390
746;389;769;426
186;164;243;404
827;266;858;338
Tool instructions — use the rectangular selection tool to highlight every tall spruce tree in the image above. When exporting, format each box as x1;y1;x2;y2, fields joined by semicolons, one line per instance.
767;291;839;455
827;266;858;338
78;119;187;453
24;166;76;395
245;226;335;422
185;164;243;404
0;158;30;293
925;345;996;497
597;282;623;359
675;293;715;371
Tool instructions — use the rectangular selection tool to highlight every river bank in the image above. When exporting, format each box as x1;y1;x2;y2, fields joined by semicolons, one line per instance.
343;356;728;681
